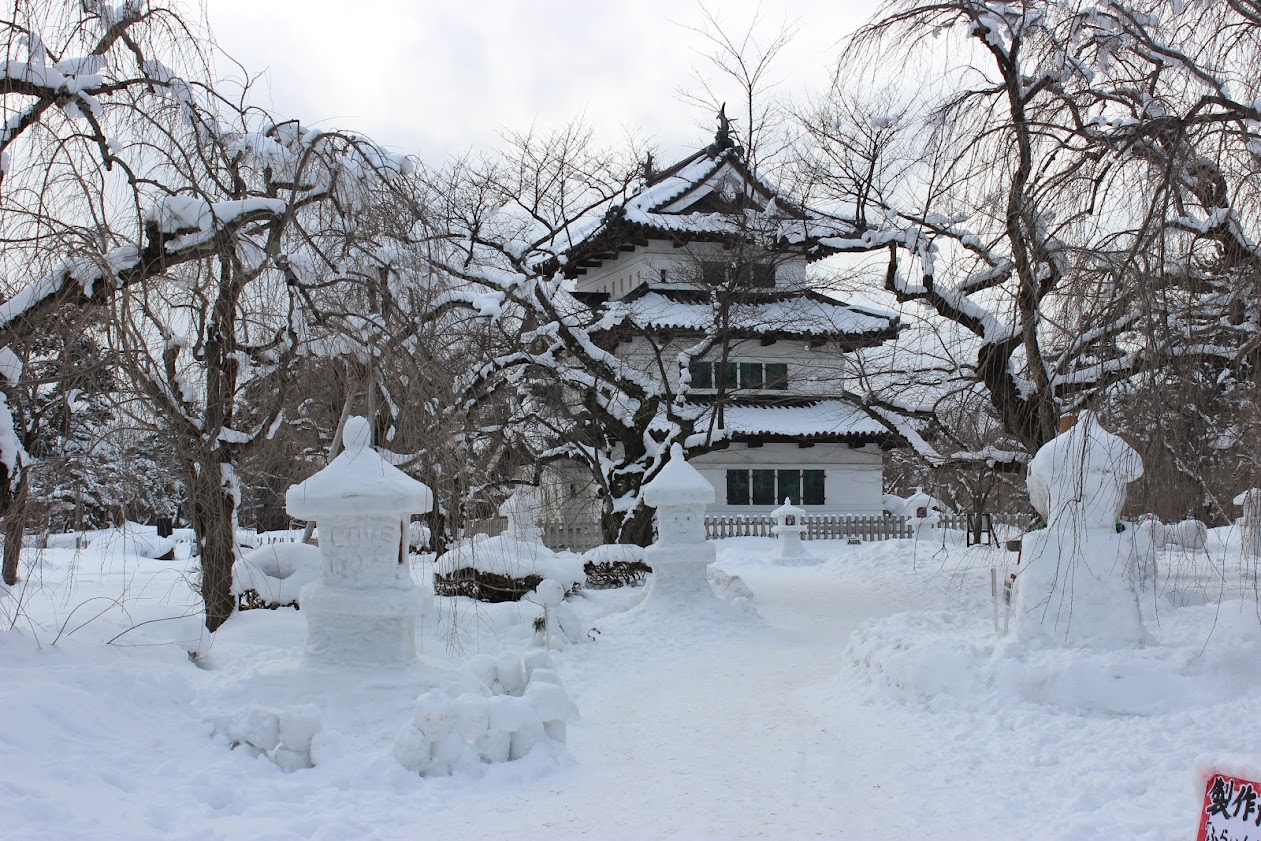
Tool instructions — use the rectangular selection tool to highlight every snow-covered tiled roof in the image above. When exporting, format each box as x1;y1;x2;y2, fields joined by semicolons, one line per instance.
550;122;866;276
607;288;898;340
715;400;890;439
655;399;892;441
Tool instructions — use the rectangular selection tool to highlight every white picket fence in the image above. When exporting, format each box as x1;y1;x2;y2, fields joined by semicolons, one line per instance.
705;513;913;541
466;512;1029;550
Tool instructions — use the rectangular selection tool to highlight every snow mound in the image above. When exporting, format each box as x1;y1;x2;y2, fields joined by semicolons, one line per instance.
847;600;1261;716
393;651;573;776
88;523;174;559
232;542;322;608
211;703;321;772
707;567;756;613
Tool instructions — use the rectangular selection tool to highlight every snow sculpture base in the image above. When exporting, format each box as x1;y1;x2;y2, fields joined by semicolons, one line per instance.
1015;528;1144;649
643;543;718;603
299;581;420;667
771;526;810;562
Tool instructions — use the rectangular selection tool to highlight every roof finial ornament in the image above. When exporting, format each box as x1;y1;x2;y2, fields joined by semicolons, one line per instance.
715;103;735;151
642;152;654;183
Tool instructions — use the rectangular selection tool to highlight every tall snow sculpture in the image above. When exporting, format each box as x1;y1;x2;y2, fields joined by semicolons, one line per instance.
286;416;433;666
1014;411;1145;648
1235;488;1261;558
640;444;717;602
500;488;544;545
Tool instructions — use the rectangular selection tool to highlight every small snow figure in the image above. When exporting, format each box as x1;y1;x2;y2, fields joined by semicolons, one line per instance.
770;498;812;563
1014;411;1146;648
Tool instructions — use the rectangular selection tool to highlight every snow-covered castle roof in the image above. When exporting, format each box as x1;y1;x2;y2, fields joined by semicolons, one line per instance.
557;110;878;280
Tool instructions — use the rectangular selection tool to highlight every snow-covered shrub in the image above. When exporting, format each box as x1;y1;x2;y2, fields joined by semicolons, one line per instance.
435;534;584;602
1164;518;1207;550
393;651;572;776
232;542;321;610
581;543;651;589
88;523;175;560
212;704;321;772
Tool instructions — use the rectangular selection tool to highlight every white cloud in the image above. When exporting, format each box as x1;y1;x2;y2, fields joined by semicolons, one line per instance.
209;0;879;162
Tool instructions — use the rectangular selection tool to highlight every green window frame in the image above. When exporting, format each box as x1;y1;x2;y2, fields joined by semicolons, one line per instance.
777;469;801;506
765;363;788;389
740;362;764;390
751;469;777;505
688;361;713;389
726;469;750;505
803;469;825;505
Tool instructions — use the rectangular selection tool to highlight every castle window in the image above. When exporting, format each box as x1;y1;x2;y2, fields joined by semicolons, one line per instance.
725;469;826;505
701;261;776;287
687;361;789;391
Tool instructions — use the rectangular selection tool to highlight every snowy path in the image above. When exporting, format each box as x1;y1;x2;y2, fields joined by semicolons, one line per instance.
443;564;929;840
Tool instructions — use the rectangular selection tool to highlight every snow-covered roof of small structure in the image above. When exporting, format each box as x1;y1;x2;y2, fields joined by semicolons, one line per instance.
602;287;898;343
287;416;434;518
642;444;716;507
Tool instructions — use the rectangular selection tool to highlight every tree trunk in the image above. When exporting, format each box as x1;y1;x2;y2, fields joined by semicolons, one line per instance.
1;472;27;586
185;451;239;633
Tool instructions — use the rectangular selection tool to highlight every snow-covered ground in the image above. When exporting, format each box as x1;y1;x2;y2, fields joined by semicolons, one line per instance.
1;530;1258;840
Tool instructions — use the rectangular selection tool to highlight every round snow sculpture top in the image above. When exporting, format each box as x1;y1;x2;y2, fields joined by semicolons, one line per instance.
1026;411;1140;529
286;416;433;519
641;444;715;508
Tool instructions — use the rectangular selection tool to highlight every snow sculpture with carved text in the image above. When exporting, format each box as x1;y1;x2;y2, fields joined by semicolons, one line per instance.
1014;412;1145;648
639;444;718;604
286;416;433;666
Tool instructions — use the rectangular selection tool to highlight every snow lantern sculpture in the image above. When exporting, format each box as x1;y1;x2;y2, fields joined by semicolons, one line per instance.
904;486;942;538
286;416;433;666
770;498;811;562
1236;488;1261;558
640;444;716;600
1015;411;1145;648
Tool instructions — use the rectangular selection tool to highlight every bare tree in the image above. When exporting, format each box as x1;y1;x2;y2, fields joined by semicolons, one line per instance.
800;0;1261;485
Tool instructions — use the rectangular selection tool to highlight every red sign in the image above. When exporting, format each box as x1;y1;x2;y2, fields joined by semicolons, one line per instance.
1197;772;1261;841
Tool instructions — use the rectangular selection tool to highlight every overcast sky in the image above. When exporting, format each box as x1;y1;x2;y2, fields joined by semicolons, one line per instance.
208;0;882;166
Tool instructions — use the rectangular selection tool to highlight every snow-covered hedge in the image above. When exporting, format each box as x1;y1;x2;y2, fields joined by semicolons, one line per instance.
581;543;651;589
435;534;584;602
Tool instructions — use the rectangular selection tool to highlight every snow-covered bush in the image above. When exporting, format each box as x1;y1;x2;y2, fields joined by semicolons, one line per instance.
393;650;572;776
581;543;651;589
435;534;584;602
231;542;321;610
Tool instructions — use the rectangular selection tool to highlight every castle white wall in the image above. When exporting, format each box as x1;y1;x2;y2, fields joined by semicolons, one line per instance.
692;442;883;514
574;240;808;298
